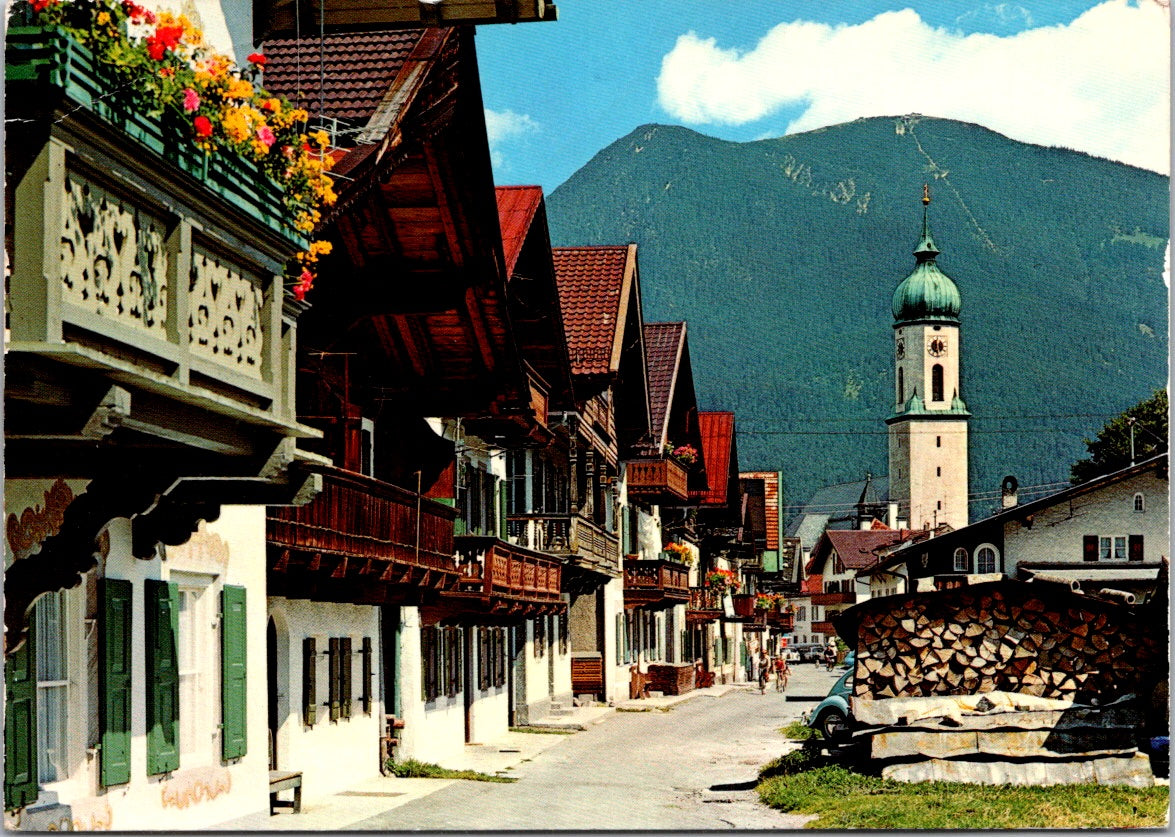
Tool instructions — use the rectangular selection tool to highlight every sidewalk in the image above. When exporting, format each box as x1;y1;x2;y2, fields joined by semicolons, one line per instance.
211;683;750;830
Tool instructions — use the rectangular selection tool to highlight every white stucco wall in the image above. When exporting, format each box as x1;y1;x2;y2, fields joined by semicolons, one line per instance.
602;577;628;704
395;608;465;767
3;487;273;831
266;596;382;801
1004;471;1169;574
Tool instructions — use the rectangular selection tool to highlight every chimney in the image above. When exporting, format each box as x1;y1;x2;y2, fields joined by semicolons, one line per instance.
1001;475;1019;509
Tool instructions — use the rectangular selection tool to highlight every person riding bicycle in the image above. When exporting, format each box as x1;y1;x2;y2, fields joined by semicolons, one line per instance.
773;654;789;691
823;644;837;671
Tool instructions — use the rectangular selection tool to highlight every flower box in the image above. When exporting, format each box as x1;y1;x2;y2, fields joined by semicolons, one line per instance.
6;25;305;250
731;593;755;617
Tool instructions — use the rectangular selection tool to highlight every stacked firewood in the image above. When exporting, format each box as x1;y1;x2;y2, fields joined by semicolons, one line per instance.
850;582;1163;703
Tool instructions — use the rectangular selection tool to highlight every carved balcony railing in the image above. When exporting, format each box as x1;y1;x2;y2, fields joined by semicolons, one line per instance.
766;611;796;632
687;587;723;624
267;465;459;601
507;513;620;577
451;535;565;616
624;457;689;505
623;558;690;610
6;27;311;451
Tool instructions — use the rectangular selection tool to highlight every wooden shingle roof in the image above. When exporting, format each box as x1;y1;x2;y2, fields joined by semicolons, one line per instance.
552;245;634;377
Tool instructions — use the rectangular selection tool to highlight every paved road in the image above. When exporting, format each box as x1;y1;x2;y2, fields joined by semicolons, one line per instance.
352;665;843;831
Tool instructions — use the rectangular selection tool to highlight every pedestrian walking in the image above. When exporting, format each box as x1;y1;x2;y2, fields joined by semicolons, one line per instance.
757;650;769;694
823;643;837;672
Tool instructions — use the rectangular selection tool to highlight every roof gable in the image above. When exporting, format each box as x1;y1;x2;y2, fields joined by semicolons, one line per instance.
693;411;735;506
808;528;926;574
552;245;633;377
496;185;544;278
643;322;685;447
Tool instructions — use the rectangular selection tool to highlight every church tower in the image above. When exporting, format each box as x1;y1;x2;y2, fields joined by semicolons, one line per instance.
886;187;970;530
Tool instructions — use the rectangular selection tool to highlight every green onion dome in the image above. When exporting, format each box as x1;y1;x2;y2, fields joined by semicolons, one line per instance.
892;193;961;324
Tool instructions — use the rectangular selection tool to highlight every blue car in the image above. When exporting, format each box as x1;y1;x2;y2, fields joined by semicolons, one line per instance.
806;665;853;740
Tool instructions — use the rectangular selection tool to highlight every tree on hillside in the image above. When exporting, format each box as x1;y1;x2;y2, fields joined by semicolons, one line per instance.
1071;389;1168;483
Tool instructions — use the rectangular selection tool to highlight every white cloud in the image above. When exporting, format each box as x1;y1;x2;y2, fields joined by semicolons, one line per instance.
657;1;1169;174
484;108;540;168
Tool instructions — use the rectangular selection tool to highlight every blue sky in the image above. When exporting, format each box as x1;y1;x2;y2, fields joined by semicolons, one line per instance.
475;1;1169;194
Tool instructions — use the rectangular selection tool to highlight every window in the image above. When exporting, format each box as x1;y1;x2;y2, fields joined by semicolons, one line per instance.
931;364;944;401
458;461;499;537
1134;493;1145;512
176;579;217;763
936;436;941;448
897;367;904;403
534;616;546;658
936;466;941;477
975;545;998;574
1100;536;1127;562
35;591;69;783
359;418;375;477
953;548;969;572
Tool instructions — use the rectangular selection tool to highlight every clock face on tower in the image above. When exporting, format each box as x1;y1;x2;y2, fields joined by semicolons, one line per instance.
895;338;905;359
927;337;947;357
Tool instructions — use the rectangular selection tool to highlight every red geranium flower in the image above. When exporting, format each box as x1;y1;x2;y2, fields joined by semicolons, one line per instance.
30;0;55;12
246;52;267;65
193;115;213;137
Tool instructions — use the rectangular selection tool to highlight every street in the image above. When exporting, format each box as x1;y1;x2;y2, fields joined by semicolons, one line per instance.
350;664;842;831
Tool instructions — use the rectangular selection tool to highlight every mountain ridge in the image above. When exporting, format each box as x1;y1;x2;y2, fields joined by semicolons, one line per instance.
545;115;1169;520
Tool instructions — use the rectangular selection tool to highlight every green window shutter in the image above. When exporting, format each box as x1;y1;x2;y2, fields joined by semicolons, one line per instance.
498;480;507;539
5;621;38;811
302;638;317;726
360;638;373;715
145;579;180;775
328;638;340;722
339;637;352;720
100;579;133;786
220;585;247;761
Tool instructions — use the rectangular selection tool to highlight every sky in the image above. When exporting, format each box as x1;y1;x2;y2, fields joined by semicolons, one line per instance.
474;0;1171;195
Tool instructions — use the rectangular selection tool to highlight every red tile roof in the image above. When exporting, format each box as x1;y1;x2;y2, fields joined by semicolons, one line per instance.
694;411;735;506
806;529;925;574
552;246;632;377
496;186;544;277
643;322;686;446
260;30;425;124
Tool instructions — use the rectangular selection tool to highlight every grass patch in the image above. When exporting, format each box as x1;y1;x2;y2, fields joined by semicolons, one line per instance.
509;726;576;735
779;721;818;741
757;765;1169;829
386;758;517;783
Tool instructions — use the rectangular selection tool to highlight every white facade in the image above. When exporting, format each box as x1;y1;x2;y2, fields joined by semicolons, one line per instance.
4;489;270;831
1003;469;1168;576
266;596;383;801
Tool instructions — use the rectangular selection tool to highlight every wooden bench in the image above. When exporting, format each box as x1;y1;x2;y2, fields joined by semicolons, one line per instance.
269;770;302;815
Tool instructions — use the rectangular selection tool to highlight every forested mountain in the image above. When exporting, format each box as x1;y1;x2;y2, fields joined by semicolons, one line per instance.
545;116;1169;522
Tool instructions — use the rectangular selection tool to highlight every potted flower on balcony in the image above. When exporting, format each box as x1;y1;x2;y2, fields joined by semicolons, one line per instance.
663;443;698;468
754;593;778;612
704;568;739;593
662;541;693;567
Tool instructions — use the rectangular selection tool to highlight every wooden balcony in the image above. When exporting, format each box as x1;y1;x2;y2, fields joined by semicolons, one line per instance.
687;587;723;623
267;465;459;602
256;0;557;41
811;590;856;606
625;458;689;505
507;514;620;578
450;535;565;616
811;620;837;635
6;28;315;481
766;611;796;632
623;559;689;610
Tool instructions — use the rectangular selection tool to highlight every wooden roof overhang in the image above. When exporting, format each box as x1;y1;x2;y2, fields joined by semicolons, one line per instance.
266;463;462;605
255;0;557;43
444;534;566;619
641;323;707;494
304;27;530;422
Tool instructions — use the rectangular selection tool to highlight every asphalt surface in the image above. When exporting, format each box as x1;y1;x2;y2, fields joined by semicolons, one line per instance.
349;663;844;831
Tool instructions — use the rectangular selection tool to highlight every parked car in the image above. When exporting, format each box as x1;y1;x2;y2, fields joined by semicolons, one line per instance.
805;667;853;740
796;644;824;663
784;649;801;664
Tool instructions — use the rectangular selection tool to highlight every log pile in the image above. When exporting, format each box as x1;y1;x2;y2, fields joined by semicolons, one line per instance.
834;579;1167;787
846;581;1163;703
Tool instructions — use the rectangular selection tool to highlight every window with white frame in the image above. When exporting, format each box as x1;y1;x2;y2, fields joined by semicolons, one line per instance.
975;544;998;574
1134;493;1145;512
35;590;69;783
1100;536;1127;562
953;548;968;572
175;574;219;765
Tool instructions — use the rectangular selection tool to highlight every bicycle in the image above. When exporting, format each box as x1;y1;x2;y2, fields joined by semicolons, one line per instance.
774;665;788;692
